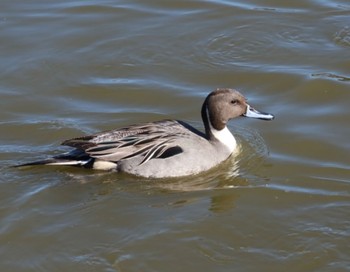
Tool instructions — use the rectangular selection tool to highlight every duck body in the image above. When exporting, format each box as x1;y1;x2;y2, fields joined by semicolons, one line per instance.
17;89;274;178
111;120;234;178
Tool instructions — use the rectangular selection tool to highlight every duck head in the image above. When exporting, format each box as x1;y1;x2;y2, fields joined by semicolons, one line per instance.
202;88;274;132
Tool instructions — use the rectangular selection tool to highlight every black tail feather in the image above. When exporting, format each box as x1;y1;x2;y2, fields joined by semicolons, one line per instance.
14;158;92;168
14;158;61;168
14;150;94;168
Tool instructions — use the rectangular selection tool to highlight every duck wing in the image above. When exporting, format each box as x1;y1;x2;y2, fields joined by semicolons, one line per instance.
62;120;188;165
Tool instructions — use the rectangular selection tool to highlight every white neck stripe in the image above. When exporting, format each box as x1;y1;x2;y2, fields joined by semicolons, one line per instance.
206;108;236;152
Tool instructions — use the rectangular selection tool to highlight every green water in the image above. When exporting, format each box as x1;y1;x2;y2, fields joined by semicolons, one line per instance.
1;0;350;271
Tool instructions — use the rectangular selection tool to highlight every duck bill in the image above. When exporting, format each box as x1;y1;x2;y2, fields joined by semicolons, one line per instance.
243;104;274;120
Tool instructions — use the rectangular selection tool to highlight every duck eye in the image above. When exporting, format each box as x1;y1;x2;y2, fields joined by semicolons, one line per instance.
231;99;239;105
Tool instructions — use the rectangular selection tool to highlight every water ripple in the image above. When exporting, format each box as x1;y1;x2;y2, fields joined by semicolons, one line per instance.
334;26;350;47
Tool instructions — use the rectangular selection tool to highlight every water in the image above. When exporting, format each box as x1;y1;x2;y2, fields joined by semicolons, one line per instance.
1;0;350;271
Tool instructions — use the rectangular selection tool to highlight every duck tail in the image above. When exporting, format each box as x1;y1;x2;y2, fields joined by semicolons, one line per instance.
14;151;94;168
14;158;90;168
14;158;58;167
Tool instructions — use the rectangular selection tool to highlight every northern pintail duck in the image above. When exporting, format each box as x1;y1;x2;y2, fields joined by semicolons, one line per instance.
18;88;274;178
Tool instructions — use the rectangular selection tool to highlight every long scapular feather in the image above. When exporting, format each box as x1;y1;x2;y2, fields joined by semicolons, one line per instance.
139;140;173;165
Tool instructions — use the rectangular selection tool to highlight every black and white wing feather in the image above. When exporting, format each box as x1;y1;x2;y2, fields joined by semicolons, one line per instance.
62;120;187;165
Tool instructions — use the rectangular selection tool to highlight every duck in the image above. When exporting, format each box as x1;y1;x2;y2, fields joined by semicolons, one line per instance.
17;88;274;178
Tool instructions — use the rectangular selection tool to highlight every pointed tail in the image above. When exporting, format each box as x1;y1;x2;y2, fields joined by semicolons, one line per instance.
14;158;91;168
14;150;94;168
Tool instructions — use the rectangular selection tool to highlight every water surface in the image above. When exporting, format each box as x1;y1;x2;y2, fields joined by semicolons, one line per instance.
1;0;350;271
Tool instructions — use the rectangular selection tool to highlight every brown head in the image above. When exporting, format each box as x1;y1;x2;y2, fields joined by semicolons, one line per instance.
201;88;274;135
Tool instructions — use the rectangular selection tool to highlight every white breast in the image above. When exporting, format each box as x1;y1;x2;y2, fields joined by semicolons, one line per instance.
210;125;237;152
206;108;237;152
